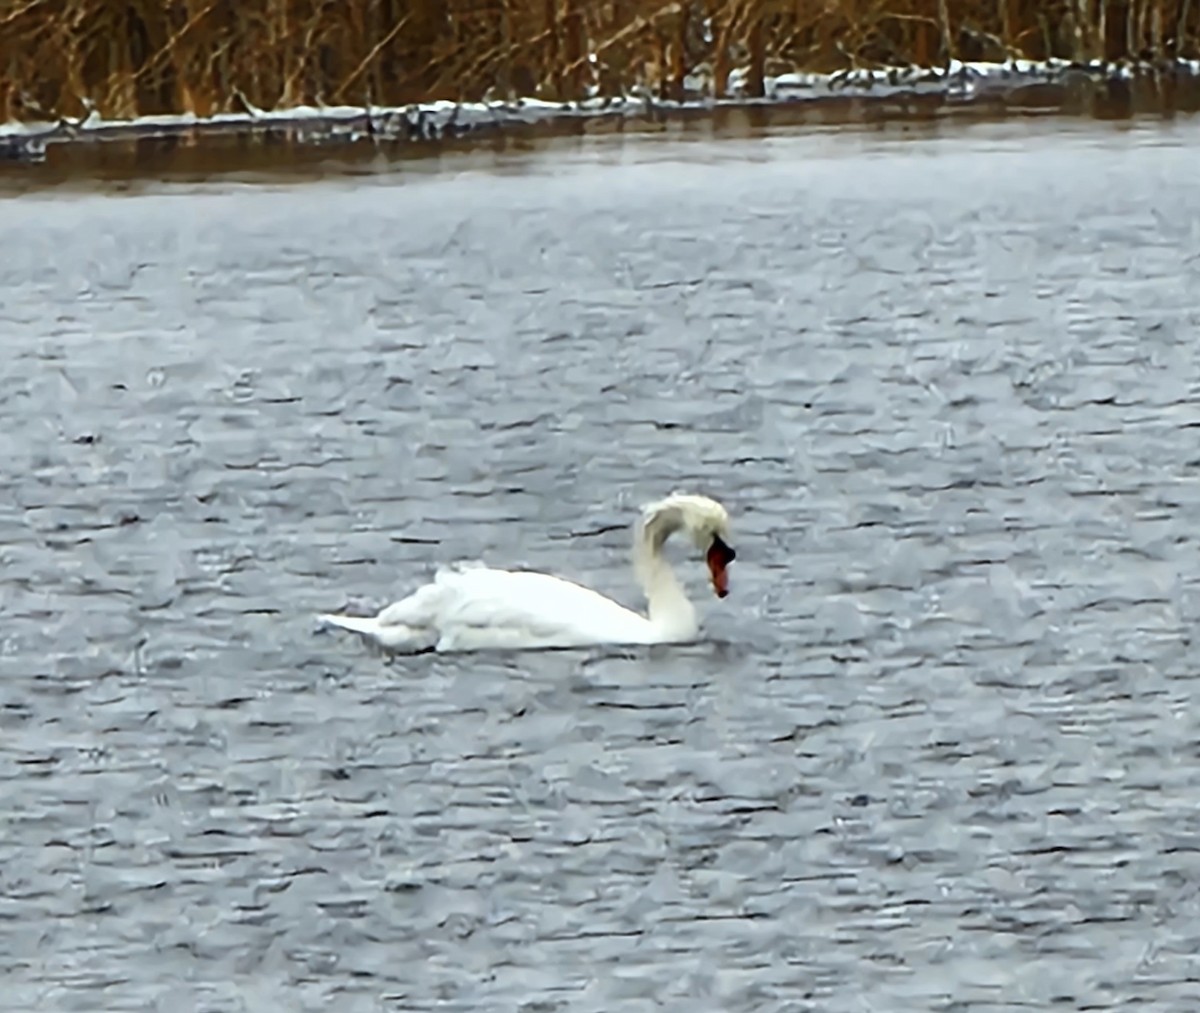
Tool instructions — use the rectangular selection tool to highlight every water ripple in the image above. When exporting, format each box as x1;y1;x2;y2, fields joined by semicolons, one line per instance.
3;122;1200;1010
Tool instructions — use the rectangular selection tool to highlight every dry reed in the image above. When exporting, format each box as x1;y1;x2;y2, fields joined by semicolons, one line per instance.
2;0;1197;125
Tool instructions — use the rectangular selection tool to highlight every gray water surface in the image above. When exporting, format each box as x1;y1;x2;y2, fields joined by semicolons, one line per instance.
4;118;1200;1011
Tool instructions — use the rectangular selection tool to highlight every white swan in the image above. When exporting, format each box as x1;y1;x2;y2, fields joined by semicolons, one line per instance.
318;492;736;653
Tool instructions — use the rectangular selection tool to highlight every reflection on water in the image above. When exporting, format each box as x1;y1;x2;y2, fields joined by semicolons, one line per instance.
3;118;1200;1009
2;78;1200;192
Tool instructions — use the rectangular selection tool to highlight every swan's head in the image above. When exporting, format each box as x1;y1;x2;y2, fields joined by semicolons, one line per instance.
642;492;737;599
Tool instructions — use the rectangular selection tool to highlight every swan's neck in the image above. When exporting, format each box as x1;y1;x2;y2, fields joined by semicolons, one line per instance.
634;513;698;640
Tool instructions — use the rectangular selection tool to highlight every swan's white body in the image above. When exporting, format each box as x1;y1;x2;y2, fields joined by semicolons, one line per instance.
319;492;736;654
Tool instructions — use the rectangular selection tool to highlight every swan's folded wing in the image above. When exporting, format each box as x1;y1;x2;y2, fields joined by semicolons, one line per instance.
430;568;655;648
372;561;491;628
374;581;449;629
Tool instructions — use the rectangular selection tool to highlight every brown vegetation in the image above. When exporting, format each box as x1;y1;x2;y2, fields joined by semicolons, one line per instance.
2;0;1198;124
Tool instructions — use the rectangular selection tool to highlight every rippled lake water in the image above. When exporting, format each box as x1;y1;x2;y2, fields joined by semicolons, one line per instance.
4;115;1200;1011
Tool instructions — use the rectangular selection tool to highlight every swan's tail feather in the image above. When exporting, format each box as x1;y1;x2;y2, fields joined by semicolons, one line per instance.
319;613;382;637
317;613;433;652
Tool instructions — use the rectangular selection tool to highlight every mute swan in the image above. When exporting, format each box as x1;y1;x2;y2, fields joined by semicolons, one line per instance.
318;492;736;653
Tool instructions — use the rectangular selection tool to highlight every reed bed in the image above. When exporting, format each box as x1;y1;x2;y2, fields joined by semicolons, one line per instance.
2;0;1198;124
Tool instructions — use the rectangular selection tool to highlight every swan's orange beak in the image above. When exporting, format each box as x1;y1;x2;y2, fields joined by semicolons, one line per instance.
706;536;736;599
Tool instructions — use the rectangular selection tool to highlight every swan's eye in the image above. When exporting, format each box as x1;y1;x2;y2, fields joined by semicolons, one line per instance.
711;535;736;564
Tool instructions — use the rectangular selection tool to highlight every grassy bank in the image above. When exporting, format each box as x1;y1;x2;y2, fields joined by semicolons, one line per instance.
2;0;1199;125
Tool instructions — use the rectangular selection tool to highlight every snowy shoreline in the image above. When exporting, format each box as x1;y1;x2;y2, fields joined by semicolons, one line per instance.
3;58;1197;162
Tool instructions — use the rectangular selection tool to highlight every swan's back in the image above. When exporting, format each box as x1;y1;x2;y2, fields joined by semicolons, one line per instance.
376;565;658;652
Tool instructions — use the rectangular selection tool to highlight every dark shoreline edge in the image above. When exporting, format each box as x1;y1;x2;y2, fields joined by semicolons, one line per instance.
3;59;1199;165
